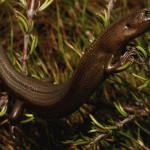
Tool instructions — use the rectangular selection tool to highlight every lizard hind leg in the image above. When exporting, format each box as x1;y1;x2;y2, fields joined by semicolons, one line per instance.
9;100;24;123
1;99;24;139
0;99;24;126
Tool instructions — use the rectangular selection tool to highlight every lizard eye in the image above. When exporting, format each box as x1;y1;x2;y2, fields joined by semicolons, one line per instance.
124;24;131;30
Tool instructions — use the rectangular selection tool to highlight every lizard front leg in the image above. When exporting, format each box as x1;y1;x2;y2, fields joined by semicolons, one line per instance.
105;49;137;74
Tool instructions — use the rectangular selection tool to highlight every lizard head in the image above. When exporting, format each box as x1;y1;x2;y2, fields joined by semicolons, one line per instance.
120;8;150;40
102;8;150;53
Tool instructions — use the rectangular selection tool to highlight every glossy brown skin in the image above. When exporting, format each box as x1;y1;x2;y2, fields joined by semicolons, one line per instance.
0;8;150;118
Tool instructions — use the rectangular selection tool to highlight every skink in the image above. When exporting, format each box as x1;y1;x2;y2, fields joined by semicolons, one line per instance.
0;8;150;120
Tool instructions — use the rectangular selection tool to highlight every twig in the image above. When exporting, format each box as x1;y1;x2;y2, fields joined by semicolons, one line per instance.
22;0;36;73
107;0;116;19
86;111;149;148
27;0;36;23
22;34;29;72
86;132;111;149
116;114;135;128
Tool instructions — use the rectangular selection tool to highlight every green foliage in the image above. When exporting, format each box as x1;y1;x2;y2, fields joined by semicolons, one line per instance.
114;102;128;117
38;0;53;11
0;105;7;117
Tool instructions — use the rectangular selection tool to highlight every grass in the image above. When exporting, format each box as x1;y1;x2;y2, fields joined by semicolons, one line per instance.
0;0;149;149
